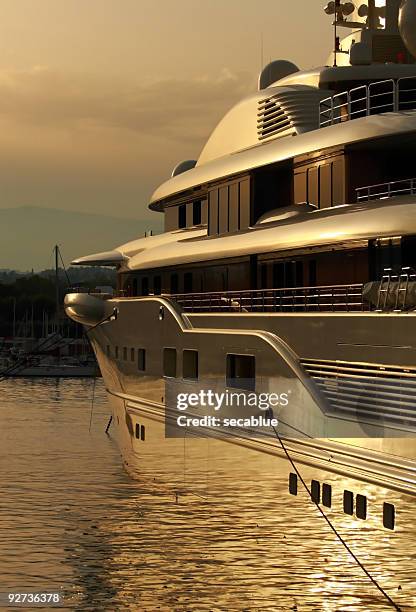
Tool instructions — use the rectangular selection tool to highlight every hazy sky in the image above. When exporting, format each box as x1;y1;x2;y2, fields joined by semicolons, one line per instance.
0;1;334;221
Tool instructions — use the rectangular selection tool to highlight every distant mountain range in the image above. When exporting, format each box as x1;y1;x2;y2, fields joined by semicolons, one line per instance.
0;206;162;271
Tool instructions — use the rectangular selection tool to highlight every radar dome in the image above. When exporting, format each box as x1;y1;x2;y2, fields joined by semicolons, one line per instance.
171;160;197;177
399;0;416;59
258;60;299;90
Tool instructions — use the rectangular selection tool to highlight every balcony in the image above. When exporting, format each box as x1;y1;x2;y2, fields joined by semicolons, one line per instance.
319;76;416;128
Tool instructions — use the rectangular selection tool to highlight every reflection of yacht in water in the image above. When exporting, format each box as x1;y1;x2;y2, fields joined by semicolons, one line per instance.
66;0;416;603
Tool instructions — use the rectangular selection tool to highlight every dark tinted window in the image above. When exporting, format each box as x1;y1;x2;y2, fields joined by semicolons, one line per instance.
123;347;127;361
226;354;255;391
163;348;177;378
356;494;367;520
289;473;298;496
184;272;193;293
141;277;149;296
140;425;145;441
183;350;198;379
322;483;332;508
154;276;162;295
130;348;135;362
193;201;202;225
311;480;320;503
343;490;354;515
170;273;179;294
178;205;187;229
273;263;285;288
309;260;317;286
383;502;395;530
137;348;146;371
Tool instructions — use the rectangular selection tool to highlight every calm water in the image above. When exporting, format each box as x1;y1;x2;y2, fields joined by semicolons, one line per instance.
0;378;415;611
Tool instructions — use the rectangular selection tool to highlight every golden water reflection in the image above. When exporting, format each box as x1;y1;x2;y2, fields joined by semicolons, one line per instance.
0;378;414;610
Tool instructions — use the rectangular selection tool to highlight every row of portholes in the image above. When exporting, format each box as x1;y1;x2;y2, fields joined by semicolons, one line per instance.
107;345;146;371
289;473;395;530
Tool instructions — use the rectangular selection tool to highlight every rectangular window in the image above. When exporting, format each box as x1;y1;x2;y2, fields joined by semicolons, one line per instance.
178;204;187;229
285;262;294;288
295;261;303;287
273;262;285;288
130;348;135;362
184;272;193;293
239;178;250;229
154;276;162;295
226;354;255;391
141;277;149;296
208;189;219;235
193;201;202;226
123;347;127;361
183;349;198;380
170;273;179;294
356;494;367;520
140;425;146;441
322;483;332;508
383;502;395;530
135;423;141;439
229;183;239;232
311;480;320;504
163;347;177;378
343;490;354;515
309;260;317;286
260;264;268;289
289;473;298;496
219;185;229;234
137;348;146;371
115;346;119;359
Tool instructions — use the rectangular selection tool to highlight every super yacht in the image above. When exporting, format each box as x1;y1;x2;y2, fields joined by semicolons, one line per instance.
66;1;416;606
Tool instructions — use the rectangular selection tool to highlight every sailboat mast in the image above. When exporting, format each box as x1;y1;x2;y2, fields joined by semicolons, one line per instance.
55;245;59;333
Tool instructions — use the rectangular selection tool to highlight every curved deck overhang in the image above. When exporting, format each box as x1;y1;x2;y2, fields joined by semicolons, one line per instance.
149;112;416;211
71;226;206;270
128;197;416;271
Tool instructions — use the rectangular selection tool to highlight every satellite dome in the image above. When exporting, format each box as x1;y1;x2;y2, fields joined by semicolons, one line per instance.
399;0;416;59
171;159;197;178
258;60;299;90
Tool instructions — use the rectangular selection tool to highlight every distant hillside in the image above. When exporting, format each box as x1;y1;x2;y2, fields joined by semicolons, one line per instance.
0;206;162;270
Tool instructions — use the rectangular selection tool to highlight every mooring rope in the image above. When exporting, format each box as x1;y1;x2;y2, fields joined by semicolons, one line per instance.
270;420;402;611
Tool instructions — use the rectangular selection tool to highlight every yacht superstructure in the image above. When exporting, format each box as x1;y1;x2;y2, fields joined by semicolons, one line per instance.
66;1;416;605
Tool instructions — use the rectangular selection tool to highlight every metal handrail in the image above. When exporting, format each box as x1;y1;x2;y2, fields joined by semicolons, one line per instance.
319;76;416;128
170;283;367;313
356;177;416;202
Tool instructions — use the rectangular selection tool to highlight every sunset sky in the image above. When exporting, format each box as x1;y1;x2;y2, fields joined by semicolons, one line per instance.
0;0;334;225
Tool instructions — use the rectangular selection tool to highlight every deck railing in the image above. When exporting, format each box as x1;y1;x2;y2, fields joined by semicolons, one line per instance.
170;284;368;313
356;177;416;202
319;76;416;128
